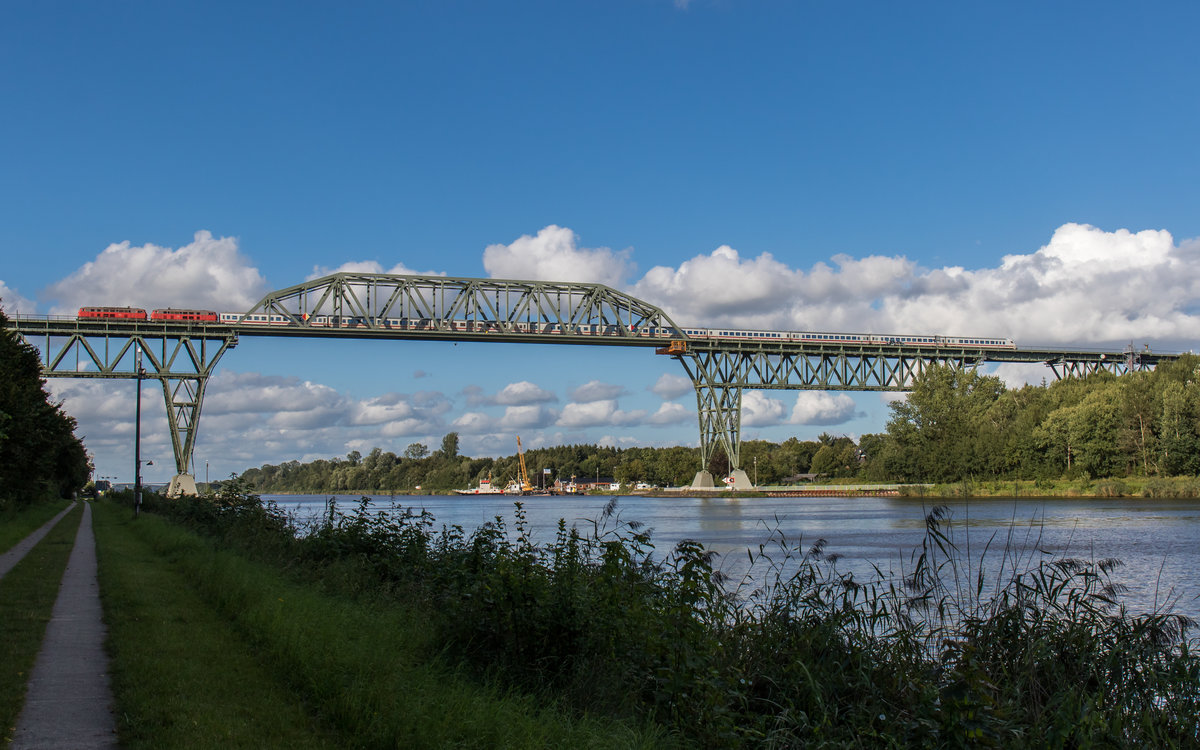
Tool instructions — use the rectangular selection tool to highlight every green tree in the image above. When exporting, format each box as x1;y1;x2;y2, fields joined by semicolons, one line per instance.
404;443;429;460
0;305;90;509
884;364;1006;482
439;432;460;459
1159;380;1200;475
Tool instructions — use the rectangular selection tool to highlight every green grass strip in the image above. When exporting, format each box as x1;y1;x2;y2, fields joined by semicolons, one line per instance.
0;502;82;743
0;498;73;555
94;500;668;749
92;500;342;749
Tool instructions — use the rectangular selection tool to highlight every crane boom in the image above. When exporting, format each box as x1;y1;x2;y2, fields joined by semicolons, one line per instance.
516;436;533;492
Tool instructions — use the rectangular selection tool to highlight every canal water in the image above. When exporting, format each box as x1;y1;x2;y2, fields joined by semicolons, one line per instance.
266;493;1200;622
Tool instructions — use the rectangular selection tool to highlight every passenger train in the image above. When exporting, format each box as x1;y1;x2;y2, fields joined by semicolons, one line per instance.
76;307;1016;349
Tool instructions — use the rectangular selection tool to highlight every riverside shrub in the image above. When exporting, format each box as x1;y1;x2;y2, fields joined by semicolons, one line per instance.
149;489;1200;748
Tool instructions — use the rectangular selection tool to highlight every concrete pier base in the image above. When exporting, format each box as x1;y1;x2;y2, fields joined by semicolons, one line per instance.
727;469;753;490
167;474;198;497
689;470;715;488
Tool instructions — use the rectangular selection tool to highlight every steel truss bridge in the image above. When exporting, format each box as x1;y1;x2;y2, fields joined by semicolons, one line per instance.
9;272;1179;494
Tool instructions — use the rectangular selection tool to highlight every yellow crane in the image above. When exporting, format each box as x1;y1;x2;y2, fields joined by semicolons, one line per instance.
516;436;534;493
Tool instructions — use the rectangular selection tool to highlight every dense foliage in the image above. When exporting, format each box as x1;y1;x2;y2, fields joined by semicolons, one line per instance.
146;485;1200;747
871;358;1200;483
0;306;90;511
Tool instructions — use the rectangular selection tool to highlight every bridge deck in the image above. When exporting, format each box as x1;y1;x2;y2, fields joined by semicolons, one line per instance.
9;315;1174;366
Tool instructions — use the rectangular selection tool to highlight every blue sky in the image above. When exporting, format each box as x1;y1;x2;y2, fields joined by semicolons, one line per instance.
3;1;1199;483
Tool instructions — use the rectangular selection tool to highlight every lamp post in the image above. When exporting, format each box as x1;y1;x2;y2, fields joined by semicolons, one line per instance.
134;346;144;517
136;460;154;512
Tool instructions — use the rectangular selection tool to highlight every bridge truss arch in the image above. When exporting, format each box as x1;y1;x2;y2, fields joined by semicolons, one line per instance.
238;272;686;343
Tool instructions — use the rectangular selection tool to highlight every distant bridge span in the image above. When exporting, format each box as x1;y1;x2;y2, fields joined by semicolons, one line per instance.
8;272;1179;494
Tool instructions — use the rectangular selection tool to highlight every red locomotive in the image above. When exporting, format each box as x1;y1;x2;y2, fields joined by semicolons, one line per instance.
76;307;220;322
77;306;147;320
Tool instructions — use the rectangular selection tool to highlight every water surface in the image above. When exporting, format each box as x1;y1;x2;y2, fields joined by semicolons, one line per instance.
267;493;1200;621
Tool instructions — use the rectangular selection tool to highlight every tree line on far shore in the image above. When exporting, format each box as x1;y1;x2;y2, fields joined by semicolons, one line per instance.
236;355;1200;494
870;354;1200;483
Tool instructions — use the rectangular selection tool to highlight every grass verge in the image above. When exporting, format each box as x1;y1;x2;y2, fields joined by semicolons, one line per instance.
0;498;73;555
93;499;668;749
0;502;81;743
93;500;341;749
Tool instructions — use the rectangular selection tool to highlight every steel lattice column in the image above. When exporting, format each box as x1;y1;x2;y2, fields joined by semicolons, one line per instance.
680;355;741;469
12;319;238;496
159;376;205;479
670;345;985;487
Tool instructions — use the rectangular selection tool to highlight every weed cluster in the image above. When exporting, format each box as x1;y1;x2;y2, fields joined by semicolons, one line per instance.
1140;478;1200;499
149;489;1200;747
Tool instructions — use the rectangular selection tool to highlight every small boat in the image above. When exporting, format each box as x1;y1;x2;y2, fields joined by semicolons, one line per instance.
454;474;505;495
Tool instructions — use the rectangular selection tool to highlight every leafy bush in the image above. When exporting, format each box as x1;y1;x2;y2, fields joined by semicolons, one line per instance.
144;493;1200;747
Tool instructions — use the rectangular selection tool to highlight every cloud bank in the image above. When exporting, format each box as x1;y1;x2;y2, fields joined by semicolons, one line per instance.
627;224;1200;349
44;231;269;314
483;225;635;287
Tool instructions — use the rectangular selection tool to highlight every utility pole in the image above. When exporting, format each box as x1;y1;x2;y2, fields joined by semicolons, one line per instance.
134;346;143;517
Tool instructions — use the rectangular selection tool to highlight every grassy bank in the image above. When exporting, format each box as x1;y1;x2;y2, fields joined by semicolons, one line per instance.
900;475;1200;499
0;502;81;743
0;498;72;554
138;485;1200;748
93;498;668;748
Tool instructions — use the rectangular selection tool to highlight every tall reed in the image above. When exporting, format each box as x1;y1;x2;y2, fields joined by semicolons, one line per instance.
145;485;1200;747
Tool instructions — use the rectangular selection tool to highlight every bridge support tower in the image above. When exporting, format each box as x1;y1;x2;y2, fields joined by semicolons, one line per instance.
14;320;238;497
677;354;753;489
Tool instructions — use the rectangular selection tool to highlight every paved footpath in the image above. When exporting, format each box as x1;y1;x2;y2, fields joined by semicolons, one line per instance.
0;502;76;580
11;502;119;749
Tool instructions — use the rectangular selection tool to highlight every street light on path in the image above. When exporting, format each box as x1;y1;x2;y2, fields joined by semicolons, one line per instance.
134;346;144;517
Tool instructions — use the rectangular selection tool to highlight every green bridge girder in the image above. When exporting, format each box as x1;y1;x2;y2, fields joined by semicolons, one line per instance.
12;317;238;493
237;272;686;344
667;340;1170;478
7;272;1182;492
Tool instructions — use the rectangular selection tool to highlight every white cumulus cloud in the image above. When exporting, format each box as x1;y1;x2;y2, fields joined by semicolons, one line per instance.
44;231;269;315
740;391;788;427
557;399;646;428
306;259;442;279
788;392;858;425
633;245;802;327
482;225;634;286
205;372;346;417
452;411;496;434
570;380;626;403
649;372;693;400
494;381;558;405
648;401;692;425
0;281;36;315
351;394;416;426
624;223;1200;351
499;405;557;429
